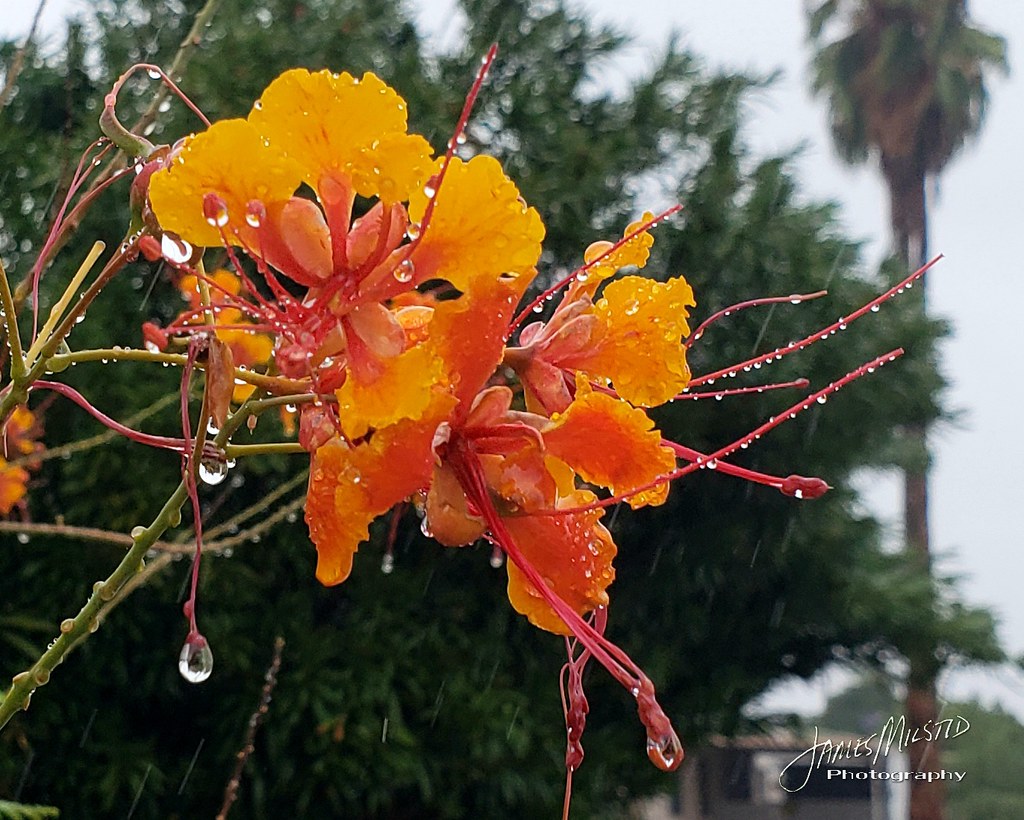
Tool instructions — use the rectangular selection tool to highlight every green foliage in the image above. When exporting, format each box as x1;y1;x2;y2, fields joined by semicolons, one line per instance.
946;701;1024;820
0;0;1002;816
0;803;60;820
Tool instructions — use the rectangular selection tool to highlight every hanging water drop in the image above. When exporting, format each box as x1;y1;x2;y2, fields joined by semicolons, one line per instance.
147;68;161;80
647;731;683;771
381;552;395;574
198;457;228;485
405;222;421;241
178;634;214;683
245;200;265;228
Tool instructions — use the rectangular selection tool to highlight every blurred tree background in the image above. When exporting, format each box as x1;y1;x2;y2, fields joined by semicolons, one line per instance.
0;0;1004;817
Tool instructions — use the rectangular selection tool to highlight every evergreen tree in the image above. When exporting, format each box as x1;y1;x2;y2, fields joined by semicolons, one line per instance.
0;0;1001;816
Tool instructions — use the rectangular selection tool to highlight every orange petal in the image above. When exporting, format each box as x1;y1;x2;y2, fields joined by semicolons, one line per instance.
249;69;434;203
0;460;30;514
570;275;696;407
306;394;456;585
425;462;486;547
149;119;302;247
408;156;544;294
544;380;676;509
504;493;616;635
428;278;526;414
334;343;444;440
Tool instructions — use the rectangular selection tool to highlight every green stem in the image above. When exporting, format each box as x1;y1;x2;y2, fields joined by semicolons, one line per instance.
43;348;309;394
0;478;189;730
0;257;26;380
225;442;306;457
0;391;258;732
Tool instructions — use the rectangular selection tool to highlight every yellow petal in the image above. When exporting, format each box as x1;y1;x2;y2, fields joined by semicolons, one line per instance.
149;119;302;247
573;275;695;407
334;343;444;440
249;69;434;203
571;212;655;298
408;156;544;294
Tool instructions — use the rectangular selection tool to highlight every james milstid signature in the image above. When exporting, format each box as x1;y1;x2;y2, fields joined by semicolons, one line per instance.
779;714;971;793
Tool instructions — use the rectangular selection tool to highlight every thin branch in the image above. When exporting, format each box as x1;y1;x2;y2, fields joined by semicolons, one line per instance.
216;636;285;820
0;520;177;550
202;469;307;541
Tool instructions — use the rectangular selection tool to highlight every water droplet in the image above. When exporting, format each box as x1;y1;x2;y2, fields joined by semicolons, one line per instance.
253;99;263;110
198;457;228;485
393;259;415;283
245;200;265;228
489;551;504;569
816;395;827;405
405;222;421;241
624;299;640;316
870;304;881;313
202;193;230;228
381;553;395;574
206;419;219;436
16;532;29;544
147;68;161;80
423;180;437;199
706;459;718;470
178;634;214;683
647;731;683;771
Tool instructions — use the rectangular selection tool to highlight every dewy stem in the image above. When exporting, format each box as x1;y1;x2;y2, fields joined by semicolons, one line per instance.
0;257;26;380
24;241;105;366
0;393;258;732
0;478;189;731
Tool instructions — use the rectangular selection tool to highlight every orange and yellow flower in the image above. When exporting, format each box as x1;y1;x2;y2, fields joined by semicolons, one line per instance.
142;63;691;778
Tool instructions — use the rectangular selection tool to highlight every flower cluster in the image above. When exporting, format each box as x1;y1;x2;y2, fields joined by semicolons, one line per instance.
134;54;919;799
1;407;43;516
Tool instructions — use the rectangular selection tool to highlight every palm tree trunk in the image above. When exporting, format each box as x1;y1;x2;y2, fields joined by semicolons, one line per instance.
883;154;943;820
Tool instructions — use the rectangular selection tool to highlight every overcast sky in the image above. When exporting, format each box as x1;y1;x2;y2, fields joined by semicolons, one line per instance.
4;0;1023;718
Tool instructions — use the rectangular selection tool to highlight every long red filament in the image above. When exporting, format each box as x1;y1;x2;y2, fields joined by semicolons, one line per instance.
545;348;903;516
685;290;827;349
689;257;939;388
508;205;683;337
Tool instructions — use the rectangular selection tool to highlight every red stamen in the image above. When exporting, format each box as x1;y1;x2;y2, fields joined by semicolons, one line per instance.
686;291;827;349
665;440;828;498
31;380;217;456
546;349;903;516
110;62;211;128
448;437;681;766
508;206;683;337
30;139;116;342
689;258;940;388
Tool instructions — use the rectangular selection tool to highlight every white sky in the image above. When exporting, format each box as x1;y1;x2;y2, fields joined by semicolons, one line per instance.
4;0;1023;717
